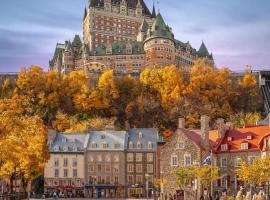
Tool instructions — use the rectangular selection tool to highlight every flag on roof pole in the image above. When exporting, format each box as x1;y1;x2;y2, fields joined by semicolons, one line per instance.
203;155;211;165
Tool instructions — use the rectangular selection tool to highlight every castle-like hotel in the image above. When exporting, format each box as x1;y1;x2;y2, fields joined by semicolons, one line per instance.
49;0;214;75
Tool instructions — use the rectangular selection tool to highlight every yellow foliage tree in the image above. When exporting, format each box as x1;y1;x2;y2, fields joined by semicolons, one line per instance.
194;164;220;188
0;111;49;193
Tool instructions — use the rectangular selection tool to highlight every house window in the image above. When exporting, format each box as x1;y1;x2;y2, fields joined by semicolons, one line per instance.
114;143;120;149
221;144;228;151
106;176;111;184
72;158;77;167
221;175;227;187
114;155;119;162
136;153;143;162
89;164;94;172
148;142;153;149
54;169;59;178
105;155;111;162
136;164;142;173
97;164;102;173
73;169;78;178
127;153;134;162
128;175;133;184
114;176;119;184
64;158;68;167
128;164;134;173
248;156;258;164
171;155;178;167
114;165;119;173
102;143;109;149
177;141;185;150
137;142;142;149
92;143;97;149
129;142;134;149
138;132;143;138
147;164;154;173
234;158;241;167
136;175;142;184
221;158;227;168
64;169;68;177
54;158;59;167
184;154;192;166
241;143;249;150
147;153;154;162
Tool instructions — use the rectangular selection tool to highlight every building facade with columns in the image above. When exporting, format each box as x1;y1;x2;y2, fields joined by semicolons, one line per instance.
49;0;214;75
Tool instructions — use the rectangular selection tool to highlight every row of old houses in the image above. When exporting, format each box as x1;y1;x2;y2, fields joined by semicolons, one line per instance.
43;114;270;198
44;128;162;198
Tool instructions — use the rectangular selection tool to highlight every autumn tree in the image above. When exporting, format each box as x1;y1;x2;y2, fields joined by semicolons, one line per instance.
0;111;49;193
173;165;195;189
184;59;234;127
194;164;220;189
229;112;261;128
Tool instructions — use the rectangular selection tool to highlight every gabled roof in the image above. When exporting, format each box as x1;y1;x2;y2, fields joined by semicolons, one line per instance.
128;128;159;151
179;128;205;150
198;41;210;57
89;0;152;16
214;126;270;153
87;131;128;151
49;133;88;153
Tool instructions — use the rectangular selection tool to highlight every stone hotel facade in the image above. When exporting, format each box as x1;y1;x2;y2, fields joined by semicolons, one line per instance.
49;0;214;75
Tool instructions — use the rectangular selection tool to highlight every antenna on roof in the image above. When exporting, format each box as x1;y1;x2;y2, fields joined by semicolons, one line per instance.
157;0;160;13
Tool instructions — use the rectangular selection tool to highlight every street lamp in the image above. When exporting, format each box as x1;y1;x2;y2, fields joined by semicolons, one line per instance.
161;170;164;200
145;174;150;199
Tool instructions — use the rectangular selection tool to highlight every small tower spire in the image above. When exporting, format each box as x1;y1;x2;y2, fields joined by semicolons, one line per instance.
152;1;157;18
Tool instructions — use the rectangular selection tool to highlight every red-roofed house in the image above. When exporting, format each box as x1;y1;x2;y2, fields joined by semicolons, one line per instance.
160;115;270;198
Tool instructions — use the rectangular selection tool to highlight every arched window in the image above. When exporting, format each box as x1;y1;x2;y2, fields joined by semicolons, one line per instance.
137;142;142;149
129;141;133;149
148;142;153;149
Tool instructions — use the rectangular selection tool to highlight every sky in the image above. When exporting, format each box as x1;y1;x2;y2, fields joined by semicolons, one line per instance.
0;0;270;72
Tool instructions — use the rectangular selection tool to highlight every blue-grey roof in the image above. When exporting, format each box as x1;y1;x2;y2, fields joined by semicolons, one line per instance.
87;131;128;151
49;133;89;153
127;128;159;151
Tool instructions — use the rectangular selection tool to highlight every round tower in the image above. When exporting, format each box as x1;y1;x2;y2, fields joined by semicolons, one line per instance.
144;13;175;69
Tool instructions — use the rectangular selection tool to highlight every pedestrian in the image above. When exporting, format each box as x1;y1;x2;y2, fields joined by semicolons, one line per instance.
220;189;228;200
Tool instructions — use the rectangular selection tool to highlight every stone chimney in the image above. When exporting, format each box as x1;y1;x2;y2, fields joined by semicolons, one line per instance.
48;129;57;144
178;118;185;129
217;118;226;138
125;120;130;131
201;115;210;151
226;122;234;130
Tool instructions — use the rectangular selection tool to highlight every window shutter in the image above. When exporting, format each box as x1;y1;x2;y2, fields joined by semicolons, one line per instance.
227;175;231;187
217;179;221;187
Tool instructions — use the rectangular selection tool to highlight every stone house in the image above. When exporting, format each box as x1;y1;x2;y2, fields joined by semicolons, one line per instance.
160;116;219;199
84;130;128;198
213;120;270;195
126;128;159;198
44;132;88;196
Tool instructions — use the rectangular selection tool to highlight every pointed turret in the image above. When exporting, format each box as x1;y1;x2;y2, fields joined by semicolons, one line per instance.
83;7;87;21
198;41;210;58
152;4;157;18
139;18;149;33
72;35;82;47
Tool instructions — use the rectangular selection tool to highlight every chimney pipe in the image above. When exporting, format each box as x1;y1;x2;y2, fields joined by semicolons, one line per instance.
178;118;185;129
201;115;210;150
217;118;225;138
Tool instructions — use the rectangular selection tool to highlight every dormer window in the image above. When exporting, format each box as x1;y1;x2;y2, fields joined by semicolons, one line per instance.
129;142;133;149
221;144;228;151
148;142;153;149
54;146;60;151
114;143;120;149
137;142;142;149
102;143;109;149
92;143;97;149
62;137;67;143
101;135;106;139
241;142;249;150
63;146;68;152
247;135;253;140
73;146;78;151
227;137;233;141
138;132;143;138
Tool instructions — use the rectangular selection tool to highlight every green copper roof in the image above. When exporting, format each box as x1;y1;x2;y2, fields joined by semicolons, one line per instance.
72;35;82;47
139;19;149;32
91;41;144;56
198;41;210;57
145;13;174;42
